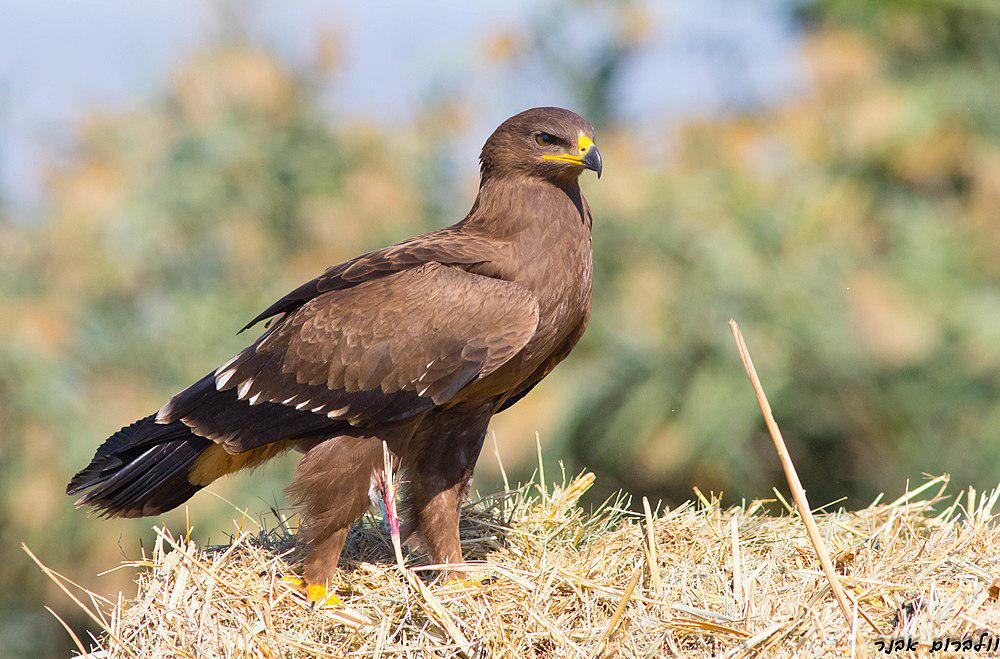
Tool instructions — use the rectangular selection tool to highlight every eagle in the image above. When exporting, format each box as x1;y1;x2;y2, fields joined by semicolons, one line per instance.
68;107;602;601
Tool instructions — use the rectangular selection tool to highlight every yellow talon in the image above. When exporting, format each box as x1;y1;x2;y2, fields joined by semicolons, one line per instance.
306;583;342;608
443;577;487;591
278;575;342;608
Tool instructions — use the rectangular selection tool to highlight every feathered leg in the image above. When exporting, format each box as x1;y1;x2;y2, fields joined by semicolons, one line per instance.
402;405;491;578
286;424;415;603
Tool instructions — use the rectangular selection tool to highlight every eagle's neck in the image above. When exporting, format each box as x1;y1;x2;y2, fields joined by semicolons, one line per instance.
464;175;588;238
460;174;593;312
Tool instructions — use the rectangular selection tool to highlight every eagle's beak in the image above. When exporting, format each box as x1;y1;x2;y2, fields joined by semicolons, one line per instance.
542;133;603;179
582;142;603;179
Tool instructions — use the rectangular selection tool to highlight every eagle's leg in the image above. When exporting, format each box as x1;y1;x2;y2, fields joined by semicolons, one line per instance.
286;433;385;605
402;405;491;580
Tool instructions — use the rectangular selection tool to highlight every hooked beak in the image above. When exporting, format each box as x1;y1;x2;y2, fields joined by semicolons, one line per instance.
582;142;603;178
542;133;603;179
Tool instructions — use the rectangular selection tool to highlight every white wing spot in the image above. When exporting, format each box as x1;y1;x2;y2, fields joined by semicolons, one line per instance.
295;399;311;410
282;395;297;405
311;404;325;413
248;392;262;406
216;369;236;390
155;403;172;424
327;405;350;418
237;379;254;399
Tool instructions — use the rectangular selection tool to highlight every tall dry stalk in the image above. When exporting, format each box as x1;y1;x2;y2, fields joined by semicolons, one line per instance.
729;319;861;629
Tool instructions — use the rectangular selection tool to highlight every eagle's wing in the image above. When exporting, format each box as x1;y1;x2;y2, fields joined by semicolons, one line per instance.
159;262;538;453
496;315;589;413
239;228;496;332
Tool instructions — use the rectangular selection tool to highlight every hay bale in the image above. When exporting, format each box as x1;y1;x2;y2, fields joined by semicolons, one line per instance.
42;472;1000;657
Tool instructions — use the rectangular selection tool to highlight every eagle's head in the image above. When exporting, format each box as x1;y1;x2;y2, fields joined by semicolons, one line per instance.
480;107;602;182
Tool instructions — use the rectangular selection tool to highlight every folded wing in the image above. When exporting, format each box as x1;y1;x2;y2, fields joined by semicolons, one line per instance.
159;262;539;453
239;228;496;332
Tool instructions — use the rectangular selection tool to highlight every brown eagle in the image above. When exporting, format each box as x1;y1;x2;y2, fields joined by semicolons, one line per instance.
68;107;601;600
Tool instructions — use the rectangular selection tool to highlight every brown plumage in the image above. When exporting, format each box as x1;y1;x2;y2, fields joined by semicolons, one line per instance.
68;107;601;589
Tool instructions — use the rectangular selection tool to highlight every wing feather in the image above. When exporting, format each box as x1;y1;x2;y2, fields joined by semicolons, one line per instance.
160;263;538;453
239;228;495;332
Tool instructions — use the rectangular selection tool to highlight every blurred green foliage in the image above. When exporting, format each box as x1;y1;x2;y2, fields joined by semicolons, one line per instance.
0;0;997;655
562;0;1000;504
0;46;448;656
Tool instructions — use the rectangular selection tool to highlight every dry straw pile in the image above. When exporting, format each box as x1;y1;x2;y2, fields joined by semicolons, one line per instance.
31;466;1000;657
30;324;1000;656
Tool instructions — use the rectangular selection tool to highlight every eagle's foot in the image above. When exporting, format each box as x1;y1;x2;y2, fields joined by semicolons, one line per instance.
278;575;342;608
451;578;485;590
306;583;342;608
440;567;495;591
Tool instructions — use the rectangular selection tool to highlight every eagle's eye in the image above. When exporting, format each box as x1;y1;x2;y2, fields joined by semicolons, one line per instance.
534;132;556;147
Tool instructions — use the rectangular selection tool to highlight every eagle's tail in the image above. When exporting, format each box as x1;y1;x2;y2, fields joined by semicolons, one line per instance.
67;415;213;518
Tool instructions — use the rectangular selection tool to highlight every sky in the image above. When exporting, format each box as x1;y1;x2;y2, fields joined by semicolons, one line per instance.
0;1;803;212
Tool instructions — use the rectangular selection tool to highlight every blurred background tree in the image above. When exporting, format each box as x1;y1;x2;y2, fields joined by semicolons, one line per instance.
563;0;1000;503
0;40;445;655
0;0;997;655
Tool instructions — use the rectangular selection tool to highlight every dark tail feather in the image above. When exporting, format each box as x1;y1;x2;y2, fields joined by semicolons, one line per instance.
67;415;213;518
